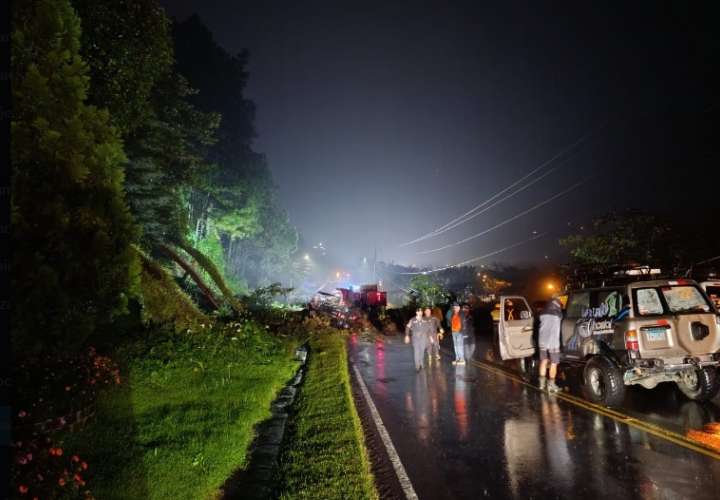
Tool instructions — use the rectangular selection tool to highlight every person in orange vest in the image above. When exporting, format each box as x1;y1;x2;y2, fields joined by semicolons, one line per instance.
445;302;467;365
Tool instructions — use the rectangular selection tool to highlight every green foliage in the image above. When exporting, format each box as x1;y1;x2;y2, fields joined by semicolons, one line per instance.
72;0;173;135
246;282;294;309
11;0;140;351
408;275;450;307
559;210;680;269
173;15;299;290
62;323;301;499
178;239;243;311
276;332;378;500
125;73;220;250
136;247;207;332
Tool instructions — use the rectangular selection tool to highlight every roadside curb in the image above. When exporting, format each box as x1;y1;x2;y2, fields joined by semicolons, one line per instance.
219;343;309;500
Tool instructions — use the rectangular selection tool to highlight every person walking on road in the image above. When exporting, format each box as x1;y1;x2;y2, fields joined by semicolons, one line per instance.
405;308;430;372
424;306;444;361
445;302;467;365
538;297;563;392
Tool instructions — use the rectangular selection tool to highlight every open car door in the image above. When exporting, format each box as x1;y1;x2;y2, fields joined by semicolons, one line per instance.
498;295;535;360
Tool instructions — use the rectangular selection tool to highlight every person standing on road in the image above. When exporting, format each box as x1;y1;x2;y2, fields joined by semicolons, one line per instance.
462;303;476;360
538;297;563;392
445;302;467;365
405;308;430;372
424;307;444;361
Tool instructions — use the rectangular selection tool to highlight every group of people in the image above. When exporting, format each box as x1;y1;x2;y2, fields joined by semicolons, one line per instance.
404;302;474;372
404;297;565;395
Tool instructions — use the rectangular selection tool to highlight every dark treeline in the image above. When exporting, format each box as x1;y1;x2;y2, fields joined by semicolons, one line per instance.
12;0;300;351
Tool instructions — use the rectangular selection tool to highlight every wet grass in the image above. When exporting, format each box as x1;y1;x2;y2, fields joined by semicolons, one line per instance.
276;331;377;500
64;322;300;499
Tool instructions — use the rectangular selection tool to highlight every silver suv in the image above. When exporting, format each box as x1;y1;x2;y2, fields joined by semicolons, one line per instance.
497;279;720;406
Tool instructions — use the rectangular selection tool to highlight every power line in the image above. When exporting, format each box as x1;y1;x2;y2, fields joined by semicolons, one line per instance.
417;178;590;255
416;160;563;238
397;128;596;247
390;233;548;275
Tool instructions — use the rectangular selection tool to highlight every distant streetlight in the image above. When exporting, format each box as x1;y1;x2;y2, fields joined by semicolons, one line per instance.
304;254;310;261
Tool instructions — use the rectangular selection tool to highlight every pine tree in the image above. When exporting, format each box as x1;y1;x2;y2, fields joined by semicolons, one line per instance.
12;0;140;351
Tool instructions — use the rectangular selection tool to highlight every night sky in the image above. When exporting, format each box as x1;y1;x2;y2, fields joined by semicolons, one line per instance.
161;1;718;269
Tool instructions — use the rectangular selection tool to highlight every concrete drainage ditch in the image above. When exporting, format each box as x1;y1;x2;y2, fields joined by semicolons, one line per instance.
220;343;309;500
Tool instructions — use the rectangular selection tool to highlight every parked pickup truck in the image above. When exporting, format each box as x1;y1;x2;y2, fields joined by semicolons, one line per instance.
497;279;720;407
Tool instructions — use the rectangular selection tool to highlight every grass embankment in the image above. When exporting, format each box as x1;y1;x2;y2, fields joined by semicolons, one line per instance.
276;332;377;500
65;322;300;499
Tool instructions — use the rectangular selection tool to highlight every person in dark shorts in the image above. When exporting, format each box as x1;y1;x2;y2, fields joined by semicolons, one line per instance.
538;297;563;392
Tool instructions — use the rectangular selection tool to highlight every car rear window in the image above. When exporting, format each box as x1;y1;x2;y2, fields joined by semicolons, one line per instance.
661;286;711;313
636;288;664;316
635;285;712;316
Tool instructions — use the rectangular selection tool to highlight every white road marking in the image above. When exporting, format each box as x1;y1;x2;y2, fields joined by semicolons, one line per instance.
352;363;419;500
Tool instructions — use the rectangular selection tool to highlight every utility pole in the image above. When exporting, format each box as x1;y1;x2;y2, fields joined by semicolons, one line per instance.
373;245;377;284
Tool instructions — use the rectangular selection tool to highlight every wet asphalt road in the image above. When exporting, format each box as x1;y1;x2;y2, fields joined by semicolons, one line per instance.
348;333;720;500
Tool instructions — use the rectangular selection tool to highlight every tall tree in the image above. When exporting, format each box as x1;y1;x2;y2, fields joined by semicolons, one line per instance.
173;15;299;290
71;0;173;135
11;0;139;350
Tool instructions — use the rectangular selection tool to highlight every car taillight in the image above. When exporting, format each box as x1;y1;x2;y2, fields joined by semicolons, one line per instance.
625;329;639;351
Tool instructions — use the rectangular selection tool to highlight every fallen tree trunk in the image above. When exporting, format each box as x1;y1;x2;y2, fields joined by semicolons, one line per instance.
177;240;243;313
158;243;221;310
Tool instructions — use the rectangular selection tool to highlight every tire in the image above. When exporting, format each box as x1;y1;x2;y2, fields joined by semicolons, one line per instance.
676;367;720;401
583;356;626;407
519;356;538;381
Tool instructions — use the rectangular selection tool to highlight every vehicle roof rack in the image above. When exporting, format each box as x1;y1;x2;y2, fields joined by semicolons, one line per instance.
564;263;672;290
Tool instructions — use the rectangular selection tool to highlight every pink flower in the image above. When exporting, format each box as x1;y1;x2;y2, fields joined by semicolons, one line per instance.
18;410;27;418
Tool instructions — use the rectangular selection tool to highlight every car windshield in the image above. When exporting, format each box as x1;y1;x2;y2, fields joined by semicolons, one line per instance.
660;286;711;313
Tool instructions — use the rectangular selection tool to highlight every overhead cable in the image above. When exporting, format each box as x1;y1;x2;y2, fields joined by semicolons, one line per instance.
417;178;590;255
398;129;595;247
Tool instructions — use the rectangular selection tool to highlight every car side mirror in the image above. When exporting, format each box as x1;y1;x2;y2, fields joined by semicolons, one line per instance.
520;311;530;320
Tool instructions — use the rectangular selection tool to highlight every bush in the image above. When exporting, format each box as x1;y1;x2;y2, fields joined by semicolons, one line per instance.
12;347;122;499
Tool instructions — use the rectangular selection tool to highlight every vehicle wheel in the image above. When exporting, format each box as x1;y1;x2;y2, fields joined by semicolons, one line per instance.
519;356;538;381
676;367;720;401
583;356;626;407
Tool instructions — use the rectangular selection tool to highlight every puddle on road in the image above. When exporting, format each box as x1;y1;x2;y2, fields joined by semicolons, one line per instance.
686;422;720;452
